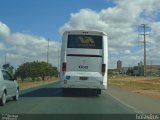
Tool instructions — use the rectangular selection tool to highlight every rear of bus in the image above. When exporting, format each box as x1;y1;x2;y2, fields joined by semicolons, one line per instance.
60;30;108;95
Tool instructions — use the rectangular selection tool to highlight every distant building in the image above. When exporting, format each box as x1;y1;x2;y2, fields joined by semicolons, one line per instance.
127;61;160;76
117;60;122;69
138;61;143;67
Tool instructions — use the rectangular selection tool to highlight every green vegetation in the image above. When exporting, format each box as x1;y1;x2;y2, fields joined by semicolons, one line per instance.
108;79;160;90
18;77;58;90
15;61;58;81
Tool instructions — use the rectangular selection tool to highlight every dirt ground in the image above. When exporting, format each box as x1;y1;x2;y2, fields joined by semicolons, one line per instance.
18;78;58;90
131;89;160;99
109;76;160;99
111;76;160;82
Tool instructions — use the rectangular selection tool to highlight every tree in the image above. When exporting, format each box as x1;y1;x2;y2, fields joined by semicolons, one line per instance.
126;68;134;76
15;61;58;81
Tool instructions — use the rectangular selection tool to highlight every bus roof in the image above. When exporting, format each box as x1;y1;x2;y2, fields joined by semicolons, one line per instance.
63;30;107;36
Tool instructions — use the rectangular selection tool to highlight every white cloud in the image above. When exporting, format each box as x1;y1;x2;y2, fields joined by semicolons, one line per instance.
124;50;131;54
59;0;160;68
0;22;10;38
0;21;60;68
0;42;5;50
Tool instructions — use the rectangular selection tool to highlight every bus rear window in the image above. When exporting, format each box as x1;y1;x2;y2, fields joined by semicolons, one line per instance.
67;35;102;49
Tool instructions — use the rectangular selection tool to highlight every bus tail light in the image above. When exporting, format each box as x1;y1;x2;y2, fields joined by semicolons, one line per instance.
62;62;67;74
102;64;106;76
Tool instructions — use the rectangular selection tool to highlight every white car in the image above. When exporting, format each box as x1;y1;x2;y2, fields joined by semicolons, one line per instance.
0;69;19;106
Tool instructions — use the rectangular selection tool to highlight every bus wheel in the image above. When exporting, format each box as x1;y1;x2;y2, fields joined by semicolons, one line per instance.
94;89;101;96
97;89;101;94
62;88;66;95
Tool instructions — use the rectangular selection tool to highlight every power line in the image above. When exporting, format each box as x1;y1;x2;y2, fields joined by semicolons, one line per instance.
139;24;150;76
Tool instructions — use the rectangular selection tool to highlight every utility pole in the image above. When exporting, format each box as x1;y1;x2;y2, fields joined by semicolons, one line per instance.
5;52;6;64
57;48;60;77
58;49;60;71
151;60;152;74
139;24;150;76
47;39;49;63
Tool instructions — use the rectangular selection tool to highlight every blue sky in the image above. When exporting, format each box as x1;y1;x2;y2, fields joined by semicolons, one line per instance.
0;0;114;41
0;0;160;68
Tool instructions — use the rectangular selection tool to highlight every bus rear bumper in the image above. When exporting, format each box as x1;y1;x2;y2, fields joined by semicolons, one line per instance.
61;81;107;90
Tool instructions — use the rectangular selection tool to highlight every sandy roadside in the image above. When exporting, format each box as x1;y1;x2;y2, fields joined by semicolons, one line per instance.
18;78;59;90
109;76;160;99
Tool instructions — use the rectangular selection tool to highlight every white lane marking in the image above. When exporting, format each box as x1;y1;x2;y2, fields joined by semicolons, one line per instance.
104;91;143;113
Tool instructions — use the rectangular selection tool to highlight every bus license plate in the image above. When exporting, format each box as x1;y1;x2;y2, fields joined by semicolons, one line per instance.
79;77;88;80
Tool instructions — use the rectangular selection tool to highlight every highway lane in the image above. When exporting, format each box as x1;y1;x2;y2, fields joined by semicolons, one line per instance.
0;80;160;120
0;81;135;114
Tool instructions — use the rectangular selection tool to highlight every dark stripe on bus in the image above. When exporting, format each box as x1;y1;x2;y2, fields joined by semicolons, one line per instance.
67;54;102;57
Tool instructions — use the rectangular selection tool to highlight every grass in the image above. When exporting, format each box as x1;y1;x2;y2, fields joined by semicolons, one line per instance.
18;77;59;90
108;80;160;90
108;74;160;91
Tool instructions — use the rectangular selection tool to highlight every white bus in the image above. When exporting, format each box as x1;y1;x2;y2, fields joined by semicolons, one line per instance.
60;30;108;95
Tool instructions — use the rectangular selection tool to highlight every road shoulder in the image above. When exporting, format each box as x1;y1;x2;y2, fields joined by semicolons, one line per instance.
106;85;160;113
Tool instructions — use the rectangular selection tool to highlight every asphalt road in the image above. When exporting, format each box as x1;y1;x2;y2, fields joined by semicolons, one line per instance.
0;81;160;120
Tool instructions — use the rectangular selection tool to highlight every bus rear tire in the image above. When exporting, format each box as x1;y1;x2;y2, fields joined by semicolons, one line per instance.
62;88;65;94
62;88;68;95
89;89;101;96
97;89;101;94
94;89;101;96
